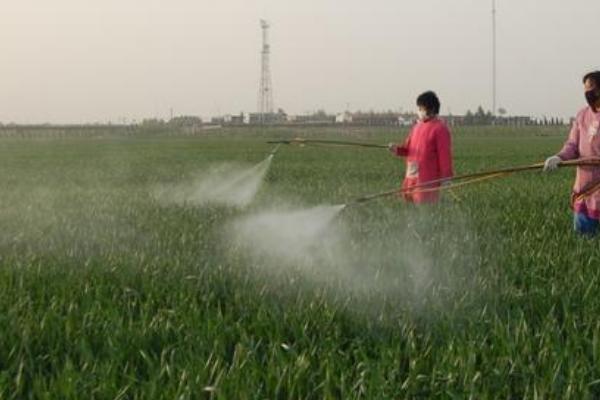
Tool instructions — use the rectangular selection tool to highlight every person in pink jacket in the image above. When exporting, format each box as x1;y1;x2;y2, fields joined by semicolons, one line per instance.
388;91;453;204
544;71;600;235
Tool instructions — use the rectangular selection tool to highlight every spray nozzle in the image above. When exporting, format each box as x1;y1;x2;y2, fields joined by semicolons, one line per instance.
269;143;282;156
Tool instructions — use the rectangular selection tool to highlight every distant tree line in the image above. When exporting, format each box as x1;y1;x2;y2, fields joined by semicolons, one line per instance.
141;115;203;128
455;106;566;126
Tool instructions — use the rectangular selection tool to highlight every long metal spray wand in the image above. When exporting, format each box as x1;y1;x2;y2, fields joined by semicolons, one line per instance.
343;158;600;207
267;138;388;149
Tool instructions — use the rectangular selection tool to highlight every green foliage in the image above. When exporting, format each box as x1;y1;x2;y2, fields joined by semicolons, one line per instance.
168;116;203;128
0;126;598;398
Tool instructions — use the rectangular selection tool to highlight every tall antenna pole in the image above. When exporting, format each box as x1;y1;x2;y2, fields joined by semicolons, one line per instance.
258;19;274;124
492;0;497;117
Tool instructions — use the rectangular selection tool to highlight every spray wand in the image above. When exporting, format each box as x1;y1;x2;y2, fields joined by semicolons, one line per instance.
269;143;282;156
342;158;600;208
267;138;388;149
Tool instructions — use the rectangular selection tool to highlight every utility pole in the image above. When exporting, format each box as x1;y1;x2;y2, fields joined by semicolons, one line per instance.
492;0;497;117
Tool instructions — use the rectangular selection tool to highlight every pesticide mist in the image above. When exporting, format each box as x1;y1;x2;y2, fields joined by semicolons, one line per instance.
229;204;347;266
226;203;480;314
154;155;273;208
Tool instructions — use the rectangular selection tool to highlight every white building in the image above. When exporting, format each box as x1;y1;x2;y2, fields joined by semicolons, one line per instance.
335;112;353;124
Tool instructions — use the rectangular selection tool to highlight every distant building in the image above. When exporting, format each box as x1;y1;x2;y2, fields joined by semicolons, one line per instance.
223;114;244;125
208;110;542;128
397;115;413;127
335;112;353;124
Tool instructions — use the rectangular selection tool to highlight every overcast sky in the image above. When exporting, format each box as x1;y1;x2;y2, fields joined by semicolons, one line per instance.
1;0;599;124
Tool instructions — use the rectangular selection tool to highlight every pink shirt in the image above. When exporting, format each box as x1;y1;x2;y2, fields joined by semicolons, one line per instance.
393;118;453;203
558;106;600;219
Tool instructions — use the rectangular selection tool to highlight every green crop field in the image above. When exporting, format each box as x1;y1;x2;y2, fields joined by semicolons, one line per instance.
1;125;599;399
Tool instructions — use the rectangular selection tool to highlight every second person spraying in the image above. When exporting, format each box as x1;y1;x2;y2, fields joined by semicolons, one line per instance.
388;91;454;203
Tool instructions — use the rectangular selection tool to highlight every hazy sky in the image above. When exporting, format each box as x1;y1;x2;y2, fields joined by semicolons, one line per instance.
1;0;599;124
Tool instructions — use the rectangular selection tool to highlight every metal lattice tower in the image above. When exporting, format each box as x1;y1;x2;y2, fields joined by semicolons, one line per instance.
258;19;273;123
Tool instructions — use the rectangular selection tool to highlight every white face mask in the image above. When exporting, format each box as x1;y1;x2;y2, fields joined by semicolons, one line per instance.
417;109;428;121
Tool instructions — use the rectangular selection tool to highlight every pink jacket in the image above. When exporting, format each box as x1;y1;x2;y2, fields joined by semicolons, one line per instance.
393;118;453;203
558;106;600;219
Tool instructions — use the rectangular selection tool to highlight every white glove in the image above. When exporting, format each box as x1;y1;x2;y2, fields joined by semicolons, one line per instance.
387;143;396;153
543;155;562;172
